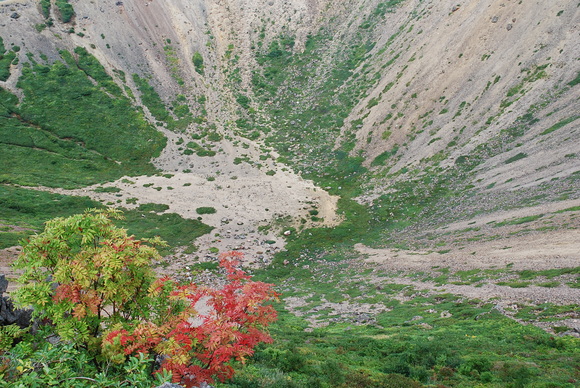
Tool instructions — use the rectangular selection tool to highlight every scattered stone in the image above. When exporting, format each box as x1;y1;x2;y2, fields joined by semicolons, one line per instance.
451;5;460;12
155;382;182;388
418;322;433;330
493;304;506;314
46;334;61;345
10;12;20;19
506;23;513;31
283;230;292;236
491;16;499;23
440;311;452;318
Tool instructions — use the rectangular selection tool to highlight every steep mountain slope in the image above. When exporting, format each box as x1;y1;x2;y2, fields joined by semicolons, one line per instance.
0;0;578;263
1;0;579;386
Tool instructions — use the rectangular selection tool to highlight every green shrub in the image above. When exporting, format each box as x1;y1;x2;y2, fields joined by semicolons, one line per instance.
372;146;399;166
0;324;26;351
540;115;579;135
504;152;528;164
0;37;16;81
55;0;74;22
137;203;170;212
94;186;121;193
196;206;217;215
192;52;204;75
40;0;51;18
236;94;251;109
74;47;122;96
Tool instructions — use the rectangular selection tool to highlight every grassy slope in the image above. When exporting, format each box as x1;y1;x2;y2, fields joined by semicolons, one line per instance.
0;185;211;253
1;49;165;188
0;44;213;251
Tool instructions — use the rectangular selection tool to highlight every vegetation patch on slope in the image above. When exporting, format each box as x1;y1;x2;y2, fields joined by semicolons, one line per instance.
0;47;165;189
0;186;211;253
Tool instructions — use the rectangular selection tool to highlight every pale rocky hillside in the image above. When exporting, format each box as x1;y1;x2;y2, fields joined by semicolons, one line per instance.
0;0;578;271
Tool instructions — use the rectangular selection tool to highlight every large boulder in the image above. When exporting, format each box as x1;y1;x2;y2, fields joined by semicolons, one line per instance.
0;274;32;329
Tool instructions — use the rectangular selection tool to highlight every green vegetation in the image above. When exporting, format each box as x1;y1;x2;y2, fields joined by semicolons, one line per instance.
39;0;51;18
540;115;579;135
4;211;577;387
373;0;406;17
494;214;544;227
555;205;580;213
568;71;580;86
504;152;528;164
224;266;580;387
192;51;205;75
1;50;165;188
0;37;17;81
136;203;170;212
74;47;123;96
55;0;74;23
2;2;579;386
371;146;399;166
0;185;99;249
0;186;211;253
93;186;121;193
186;141;216;157
163;44;184;85
196;206;217;215
132;74;192;131
0;342;169;387
4;211;273;387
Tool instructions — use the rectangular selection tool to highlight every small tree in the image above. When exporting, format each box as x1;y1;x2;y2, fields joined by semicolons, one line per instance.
14;208;164;350
103;251;279;386
13;209;278;386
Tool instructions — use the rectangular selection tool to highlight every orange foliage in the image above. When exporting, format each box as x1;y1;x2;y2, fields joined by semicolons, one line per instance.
103;252;279;387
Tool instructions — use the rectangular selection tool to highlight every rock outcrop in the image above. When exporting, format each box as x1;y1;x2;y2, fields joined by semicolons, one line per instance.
0;274;31;329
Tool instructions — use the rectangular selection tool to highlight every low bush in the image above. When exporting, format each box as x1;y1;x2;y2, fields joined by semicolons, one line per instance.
196;206;217;215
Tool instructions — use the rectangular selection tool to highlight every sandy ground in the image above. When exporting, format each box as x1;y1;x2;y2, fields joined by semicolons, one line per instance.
357;229;580;272
280;228;579;332
353;227;580;332
15;133;340;270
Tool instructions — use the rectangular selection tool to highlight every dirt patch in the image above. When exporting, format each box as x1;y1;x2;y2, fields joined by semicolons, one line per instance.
0;246;21;294
354;227;579;333
284;295;389;329
357;228;580;273
27;136;340;267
